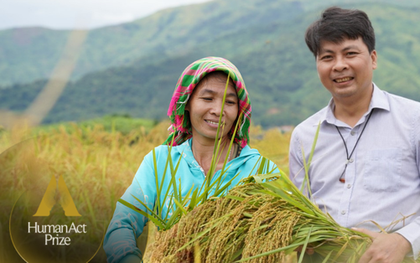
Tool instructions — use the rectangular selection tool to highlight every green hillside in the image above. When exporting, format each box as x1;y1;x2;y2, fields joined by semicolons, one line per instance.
1;0;420;127
0;0;418;86
0;0;303;86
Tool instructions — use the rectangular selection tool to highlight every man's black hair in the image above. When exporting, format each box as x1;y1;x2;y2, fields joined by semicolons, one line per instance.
305;6;375;57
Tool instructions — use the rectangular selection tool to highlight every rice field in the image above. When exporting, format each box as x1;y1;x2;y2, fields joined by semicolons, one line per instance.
3;120;415;263
0;119;290;262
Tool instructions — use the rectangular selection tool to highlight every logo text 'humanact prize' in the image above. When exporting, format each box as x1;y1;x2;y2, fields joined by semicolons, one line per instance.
28;174;87;246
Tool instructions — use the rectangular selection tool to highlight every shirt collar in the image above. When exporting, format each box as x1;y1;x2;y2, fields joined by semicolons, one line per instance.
369;83;390;112
316;83;390;126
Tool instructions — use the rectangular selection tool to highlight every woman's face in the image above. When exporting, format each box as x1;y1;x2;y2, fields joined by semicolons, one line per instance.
185;73;239;144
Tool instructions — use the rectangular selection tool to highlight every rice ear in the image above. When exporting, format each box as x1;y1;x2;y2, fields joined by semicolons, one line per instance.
147;175;376;263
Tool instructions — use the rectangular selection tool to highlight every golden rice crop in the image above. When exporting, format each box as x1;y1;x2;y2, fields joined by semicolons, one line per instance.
0;121;168;262
144;174;374;263
0;120;288;262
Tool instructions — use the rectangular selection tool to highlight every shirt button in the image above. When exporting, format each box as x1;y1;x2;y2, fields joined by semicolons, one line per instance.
348;159;354;163
347;184;351;189
350;131;356;136
341;210;346;215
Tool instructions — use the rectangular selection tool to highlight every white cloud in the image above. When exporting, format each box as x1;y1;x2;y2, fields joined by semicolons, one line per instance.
0;0;211;30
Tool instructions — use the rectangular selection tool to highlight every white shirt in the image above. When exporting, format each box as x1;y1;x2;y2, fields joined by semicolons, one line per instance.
289;84;420;259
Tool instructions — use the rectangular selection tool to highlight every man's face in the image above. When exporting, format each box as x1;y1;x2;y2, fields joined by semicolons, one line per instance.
316;37;377;102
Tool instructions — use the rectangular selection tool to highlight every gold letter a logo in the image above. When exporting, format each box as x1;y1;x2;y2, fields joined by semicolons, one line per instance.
33;175;81;217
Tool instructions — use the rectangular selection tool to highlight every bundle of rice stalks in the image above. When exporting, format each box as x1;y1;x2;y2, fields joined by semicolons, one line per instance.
145;173;418;263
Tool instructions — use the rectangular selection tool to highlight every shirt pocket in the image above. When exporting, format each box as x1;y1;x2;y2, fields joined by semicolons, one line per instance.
363;148;401;192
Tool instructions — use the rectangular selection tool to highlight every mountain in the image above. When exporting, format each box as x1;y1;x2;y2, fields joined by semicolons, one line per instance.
1;0;418;86
1;0;420;127
0;0;304;86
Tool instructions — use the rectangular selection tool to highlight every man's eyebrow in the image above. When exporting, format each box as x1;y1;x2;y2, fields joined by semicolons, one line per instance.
319;48;331;53
320;45;361;54
342;45;360;51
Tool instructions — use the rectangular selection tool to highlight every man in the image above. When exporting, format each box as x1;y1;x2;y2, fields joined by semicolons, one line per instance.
289;6;420;262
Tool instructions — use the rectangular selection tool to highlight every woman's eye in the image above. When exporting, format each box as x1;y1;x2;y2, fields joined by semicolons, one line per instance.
202;97;212;101
226;100;236;105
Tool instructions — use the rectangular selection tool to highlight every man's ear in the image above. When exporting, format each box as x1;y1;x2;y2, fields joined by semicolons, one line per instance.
371;50;377;70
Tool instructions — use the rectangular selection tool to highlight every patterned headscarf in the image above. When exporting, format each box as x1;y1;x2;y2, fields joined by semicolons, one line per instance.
163;57;252;147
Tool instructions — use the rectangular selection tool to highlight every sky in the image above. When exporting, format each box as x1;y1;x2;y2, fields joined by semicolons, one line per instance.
0;0;211;30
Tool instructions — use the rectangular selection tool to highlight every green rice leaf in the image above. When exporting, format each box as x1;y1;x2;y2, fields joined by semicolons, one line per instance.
118;198;165;228
172;198;188;215
152;148;162;217
298;226;313;263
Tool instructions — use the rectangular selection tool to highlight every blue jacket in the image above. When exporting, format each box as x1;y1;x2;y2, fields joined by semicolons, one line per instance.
104;139;278;263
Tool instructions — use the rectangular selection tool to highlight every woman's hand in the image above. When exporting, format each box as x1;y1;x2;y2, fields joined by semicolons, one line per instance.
295;245;315;255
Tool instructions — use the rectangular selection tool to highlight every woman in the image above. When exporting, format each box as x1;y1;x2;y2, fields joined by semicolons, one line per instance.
104;57;278;263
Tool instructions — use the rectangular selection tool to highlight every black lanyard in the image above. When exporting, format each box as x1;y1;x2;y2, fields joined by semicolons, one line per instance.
335;109;374;183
